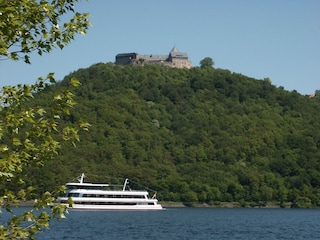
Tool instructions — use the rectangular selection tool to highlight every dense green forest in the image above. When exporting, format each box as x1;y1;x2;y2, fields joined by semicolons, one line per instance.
25;63;320;208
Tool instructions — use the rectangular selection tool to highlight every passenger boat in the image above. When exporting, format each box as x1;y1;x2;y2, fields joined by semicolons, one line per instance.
57;173;163;210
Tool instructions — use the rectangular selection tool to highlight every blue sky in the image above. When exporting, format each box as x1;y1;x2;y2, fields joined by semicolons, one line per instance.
1;0;319;95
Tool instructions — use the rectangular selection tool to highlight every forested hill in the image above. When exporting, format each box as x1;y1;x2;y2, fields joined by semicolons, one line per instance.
30;63;320;207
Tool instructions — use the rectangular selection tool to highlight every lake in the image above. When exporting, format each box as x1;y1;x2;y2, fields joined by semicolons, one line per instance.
2;207;320;239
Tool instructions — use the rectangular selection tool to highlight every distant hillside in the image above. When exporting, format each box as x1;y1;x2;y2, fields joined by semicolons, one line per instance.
26;63;320;208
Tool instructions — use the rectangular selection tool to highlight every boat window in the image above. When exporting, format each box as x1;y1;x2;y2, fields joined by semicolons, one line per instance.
81;194;146;199
67;193;79;197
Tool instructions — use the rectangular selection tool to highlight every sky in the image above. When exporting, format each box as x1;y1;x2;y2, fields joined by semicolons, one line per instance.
1;0;319;95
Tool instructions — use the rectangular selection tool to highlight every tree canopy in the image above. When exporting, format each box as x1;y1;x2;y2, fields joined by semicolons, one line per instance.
200;57;214;68
23;63;320;209
0;1;90;239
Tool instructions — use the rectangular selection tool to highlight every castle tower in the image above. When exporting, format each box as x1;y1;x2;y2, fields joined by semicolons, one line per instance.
167;46;192;69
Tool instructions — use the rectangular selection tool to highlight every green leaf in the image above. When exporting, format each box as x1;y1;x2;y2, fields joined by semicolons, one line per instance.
70;78;81;87
12;138;22;146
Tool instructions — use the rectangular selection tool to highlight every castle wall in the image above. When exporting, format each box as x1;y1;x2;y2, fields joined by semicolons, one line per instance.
171;58;192;69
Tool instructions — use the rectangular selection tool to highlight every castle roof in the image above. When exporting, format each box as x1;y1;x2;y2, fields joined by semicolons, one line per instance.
171;46;179;53
169;46;188;59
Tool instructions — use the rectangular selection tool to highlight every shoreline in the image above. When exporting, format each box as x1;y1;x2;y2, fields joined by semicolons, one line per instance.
160;201;292;208
14;200;317;209
15;201;282;208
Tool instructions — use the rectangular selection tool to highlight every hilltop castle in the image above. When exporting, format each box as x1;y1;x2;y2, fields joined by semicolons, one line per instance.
115;47;192;69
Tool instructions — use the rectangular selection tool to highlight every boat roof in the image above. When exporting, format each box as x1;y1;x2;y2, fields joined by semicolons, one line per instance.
66;182;120;187
67;189;148;194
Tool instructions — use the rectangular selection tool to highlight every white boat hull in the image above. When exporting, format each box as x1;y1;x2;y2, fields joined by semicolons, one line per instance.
60;203;163;210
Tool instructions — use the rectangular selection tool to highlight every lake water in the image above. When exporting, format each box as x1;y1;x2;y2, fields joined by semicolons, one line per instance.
2;208;320;239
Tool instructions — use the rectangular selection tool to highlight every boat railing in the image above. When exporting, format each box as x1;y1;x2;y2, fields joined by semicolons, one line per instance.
69;174;154;194
122;178;129;191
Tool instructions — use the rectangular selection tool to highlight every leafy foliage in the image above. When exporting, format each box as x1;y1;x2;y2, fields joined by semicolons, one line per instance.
27;63;320;208
0;0;90;63
0;0;90;239
0;77;89;239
